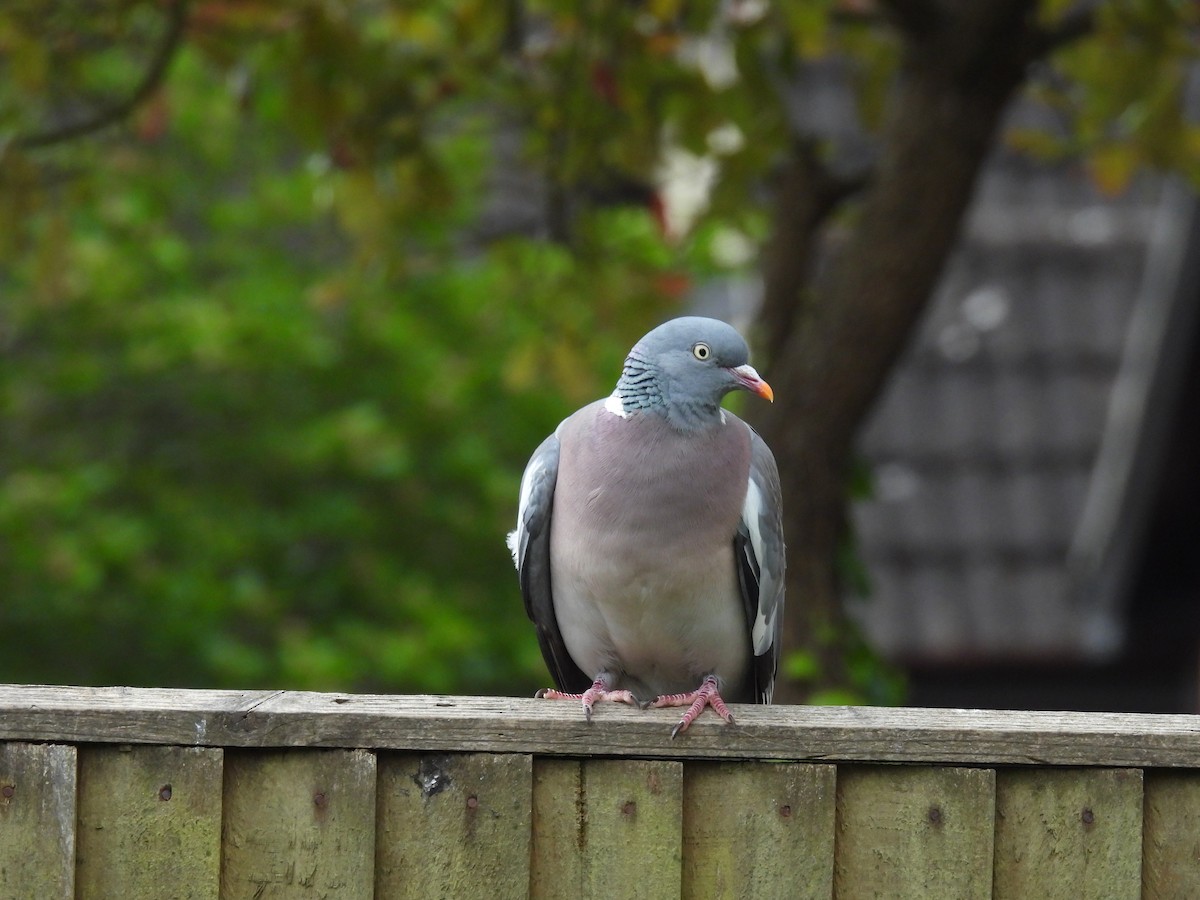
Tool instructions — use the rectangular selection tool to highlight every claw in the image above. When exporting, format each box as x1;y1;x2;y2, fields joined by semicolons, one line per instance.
651;675;735;738
538;677;641;722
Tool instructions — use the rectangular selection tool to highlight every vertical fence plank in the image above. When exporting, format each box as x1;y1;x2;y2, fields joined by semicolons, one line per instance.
76;745;222;900
221;749;376;899
530;758;585;897
993;767;1143;900
1144;771;1200;899
0;743;76;900
682;761;835;899
582;759;682;899
375;752;532;899
835;765;995;899
531;758;683;899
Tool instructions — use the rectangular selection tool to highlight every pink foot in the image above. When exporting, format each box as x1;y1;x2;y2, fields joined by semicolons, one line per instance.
650;675;735;738
537;677;641;723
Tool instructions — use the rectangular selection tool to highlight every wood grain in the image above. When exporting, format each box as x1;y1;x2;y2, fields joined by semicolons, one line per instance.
1142;770;1200;900
3;684;1200;766
682;761;836;899
0;742;76;900
221;748;376;899
834;765;996;899
76;745;223;900
993;767;1143;899
531;758;683;899
375;752;532;899
530;759;585;898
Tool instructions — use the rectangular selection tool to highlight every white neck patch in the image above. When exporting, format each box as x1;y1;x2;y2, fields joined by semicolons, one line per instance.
604;391;628;418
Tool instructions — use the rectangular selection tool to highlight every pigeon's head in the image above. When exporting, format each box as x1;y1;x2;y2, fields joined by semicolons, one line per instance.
615;317;773;429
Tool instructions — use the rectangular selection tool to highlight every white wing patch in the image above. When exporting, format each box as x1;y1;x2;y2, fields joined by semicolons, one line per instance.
742;478;774;655
509;452;548;568
509;424;566;568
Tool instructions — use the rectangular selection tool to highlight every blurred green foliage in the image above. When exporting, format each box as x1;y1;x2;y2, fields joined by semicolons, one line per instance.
0;4;694;692
1;1;1196;695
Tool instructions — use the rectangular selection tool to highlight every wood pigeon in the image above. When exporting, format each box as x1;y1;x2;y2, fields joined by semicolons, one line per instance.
508;317;785;736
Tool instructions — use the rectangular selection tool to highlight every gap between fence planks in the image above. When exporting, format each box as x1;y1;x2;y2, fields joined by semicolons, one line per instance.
2;684;1200;766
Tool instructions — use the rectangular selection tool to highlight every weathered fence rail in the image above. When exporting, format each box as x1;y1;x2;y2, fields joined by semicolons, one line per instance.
2;684;1199;898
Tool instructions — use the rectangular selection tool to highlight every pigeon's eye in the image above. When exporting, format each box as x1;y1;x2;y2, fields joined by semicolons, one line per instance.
692;342;711;361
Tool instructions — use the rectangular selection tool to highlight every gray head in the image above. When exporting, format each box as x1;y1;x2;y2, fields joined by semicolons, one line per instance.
613;317;773;431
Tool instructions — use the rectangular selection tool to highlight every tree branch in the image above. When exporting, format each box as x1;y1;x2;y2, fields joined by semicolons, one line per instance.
11;0;190;151
875;0;945;38
1025;4;1098;61
758;140;870;364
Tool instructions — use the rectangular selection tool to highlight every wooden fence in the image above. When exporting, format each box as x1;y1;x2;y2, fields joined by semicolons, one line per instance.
2;685;1200;898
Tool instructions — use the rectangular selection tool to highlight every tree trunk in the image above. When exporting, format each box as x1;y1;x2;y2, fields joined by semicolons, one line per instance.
756;2;1039;702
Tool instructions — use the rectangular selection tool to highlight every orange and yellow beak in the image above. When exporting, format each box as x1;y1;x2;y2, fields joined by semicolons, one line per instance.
730;364;774;402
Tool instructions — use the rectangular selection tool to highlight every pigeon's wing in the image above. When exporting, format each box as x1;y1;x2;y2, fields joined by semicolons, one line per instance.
734;427;786;704
507;430;592;693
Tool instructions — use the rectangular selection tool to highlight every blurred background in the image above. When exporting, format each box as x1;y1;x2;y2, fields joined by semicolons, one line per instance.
1;2;1197;711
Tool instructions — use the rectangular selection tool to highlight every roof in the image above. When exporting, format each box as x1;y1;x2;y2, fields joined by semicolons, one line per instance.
851;146;1199;665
